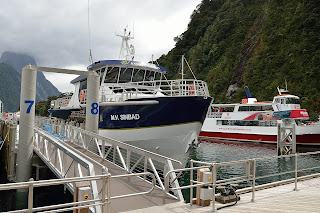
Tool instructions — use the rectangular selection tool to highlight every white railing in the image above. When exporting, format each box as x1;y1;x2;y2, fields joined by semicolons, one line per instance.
165;151;320;212
51;79;209;107
63;125;184;201
33;127;103;213
36;117;184;201
81;79;209;103
0;172;156;213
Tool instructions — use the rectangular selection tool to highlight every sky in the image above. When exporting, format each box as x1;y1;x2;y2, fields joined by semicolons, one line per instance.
0;0;202;92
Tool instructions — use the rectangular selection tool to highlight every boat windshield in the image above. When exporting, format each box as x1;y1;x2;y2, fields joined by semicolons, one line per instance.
102;66;161;83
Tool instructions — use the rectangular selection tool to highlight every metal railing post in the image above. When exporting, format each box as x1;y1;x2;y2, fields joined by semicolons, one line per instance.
107;174;111;213
251;158;256;202
101;169;107;213
190;160;193;206
211;163;216;213
28;178;34;213
294;153;298;191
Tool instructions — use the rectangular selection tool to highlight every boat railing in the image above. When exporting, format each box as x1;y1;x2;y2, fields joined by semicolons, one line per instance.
35;117;184;201
78;79;209;103
164;151;320;211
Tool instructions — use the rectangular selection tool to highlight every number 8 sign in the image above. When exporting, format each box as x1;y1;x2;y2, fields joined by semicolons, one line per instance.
91;102;99;115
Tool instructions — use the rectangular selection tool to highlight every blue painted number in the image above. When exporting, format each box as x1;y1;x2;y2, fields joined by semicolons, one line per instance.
25;100;34;114
91;102;99;115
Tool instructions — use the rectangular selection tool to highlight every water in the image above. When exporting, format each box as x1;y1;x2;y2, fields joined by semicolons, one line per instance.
179;139;320;202
0;166;73;212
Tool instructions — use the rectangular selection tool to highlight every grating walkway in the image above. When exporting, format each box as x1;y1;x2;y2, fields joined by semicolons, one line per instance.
123;176;320;213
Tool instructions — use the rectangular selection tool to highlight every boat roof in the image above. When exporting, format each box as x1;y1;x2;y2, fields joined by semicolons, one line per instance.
274;94;300;99
88;60;168;72
71;60;168;84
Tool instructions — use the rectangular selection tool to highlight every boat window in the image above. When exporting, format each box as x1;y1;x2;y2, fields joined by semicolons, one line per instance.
96;68;105;84
280;98;285;104
79;80;87;91
104;67;119;83
286;98;300;104
239;106;249;111
154;72;161;81
132;69;144;82
144;70;155;81
217;119;276;127
274;98;280;103
261;105;273;111
119;68;133;83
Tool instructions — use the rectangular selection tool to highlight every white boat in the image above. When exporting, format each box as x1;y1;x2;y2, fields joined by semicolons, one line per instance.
49;29;212;162
200;87;320;145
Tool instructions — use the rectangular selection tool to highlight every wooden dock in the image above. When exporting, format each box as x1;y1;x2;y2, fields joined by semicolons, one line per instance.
123;176;320;212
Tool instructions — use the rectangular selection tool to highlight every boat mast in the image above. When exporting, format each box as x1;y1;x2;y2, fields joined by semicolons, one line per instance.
116;27;135;60
181;55;184;80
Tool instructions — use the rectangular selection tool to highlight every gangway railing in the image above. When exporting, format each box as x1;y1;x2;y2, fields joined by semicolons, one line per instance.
0;172;156;213
165;151;320;212
36;117;184;201
33;127;103;213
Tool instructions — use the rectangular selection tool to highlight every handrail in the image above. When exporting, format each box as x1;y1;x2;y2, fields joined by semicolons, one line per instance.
164;151;320;212
36;117;184;201
0;171;156;213
64;124;184;200
52;79;209;107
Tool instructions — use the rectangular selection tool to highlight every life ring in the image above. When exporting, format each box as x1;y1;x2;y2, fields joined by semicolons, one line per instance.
188;85;195;95
79;90;85;102
63;99;69;106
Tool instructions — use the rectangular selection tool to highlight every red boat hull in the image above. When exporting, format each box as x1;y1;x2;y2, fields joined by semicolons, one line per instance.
199;131;320;145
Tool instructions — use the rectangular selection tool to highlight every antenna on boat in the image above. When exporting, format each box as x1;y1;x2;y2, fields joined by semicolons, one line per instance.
116;25;135;61
87;0;93;65
179;55;198;80
181;55;185;80
285;79;288;91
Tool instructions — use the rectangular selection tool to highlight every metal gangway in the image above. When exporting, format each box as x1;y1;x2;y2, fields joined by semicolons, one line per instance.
0;118;184;213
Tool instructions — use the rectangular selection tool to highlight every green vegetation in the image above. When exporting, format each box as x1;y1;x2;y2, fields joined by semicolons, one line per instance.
158;0;320;120
35;96;58;116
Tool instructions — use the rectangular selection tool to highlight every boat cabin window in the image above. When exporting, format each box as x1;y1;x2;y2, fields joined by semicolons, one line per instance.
286;98;300;104
213;107;234;112
119;68;133;83
239;105;273;111
274;98;280;104
104;67;119;83
280;98;285;104
79;80;87;91
154;72;162;81
132;69;144;82
96;68;105;84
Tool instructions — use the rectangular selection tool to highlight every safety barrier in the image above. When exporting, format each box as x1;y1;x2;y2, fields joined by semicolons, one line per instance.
36;117;184;201
0;171;156;213
165;151;320;212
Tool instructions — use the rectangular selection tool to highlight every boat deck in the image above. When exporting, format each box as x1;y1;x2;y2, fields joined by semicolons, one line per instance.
65;141;178;213
123;176;320;212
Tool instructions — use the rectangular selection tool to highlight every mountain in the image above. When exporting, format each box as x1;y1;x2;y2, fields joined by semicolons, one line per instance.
157;0;320;120
0;51;61;103
0;63;21;112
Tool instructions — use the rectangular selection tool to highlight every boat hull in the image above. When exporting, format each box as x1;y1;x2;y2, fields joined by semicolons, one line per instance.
50;96;212;161
99;122;202;163
200;119;320;145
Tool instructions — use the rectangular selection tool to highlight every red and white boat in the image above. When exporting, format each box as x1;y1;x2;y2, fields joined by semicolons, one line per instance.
200;87;320;145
